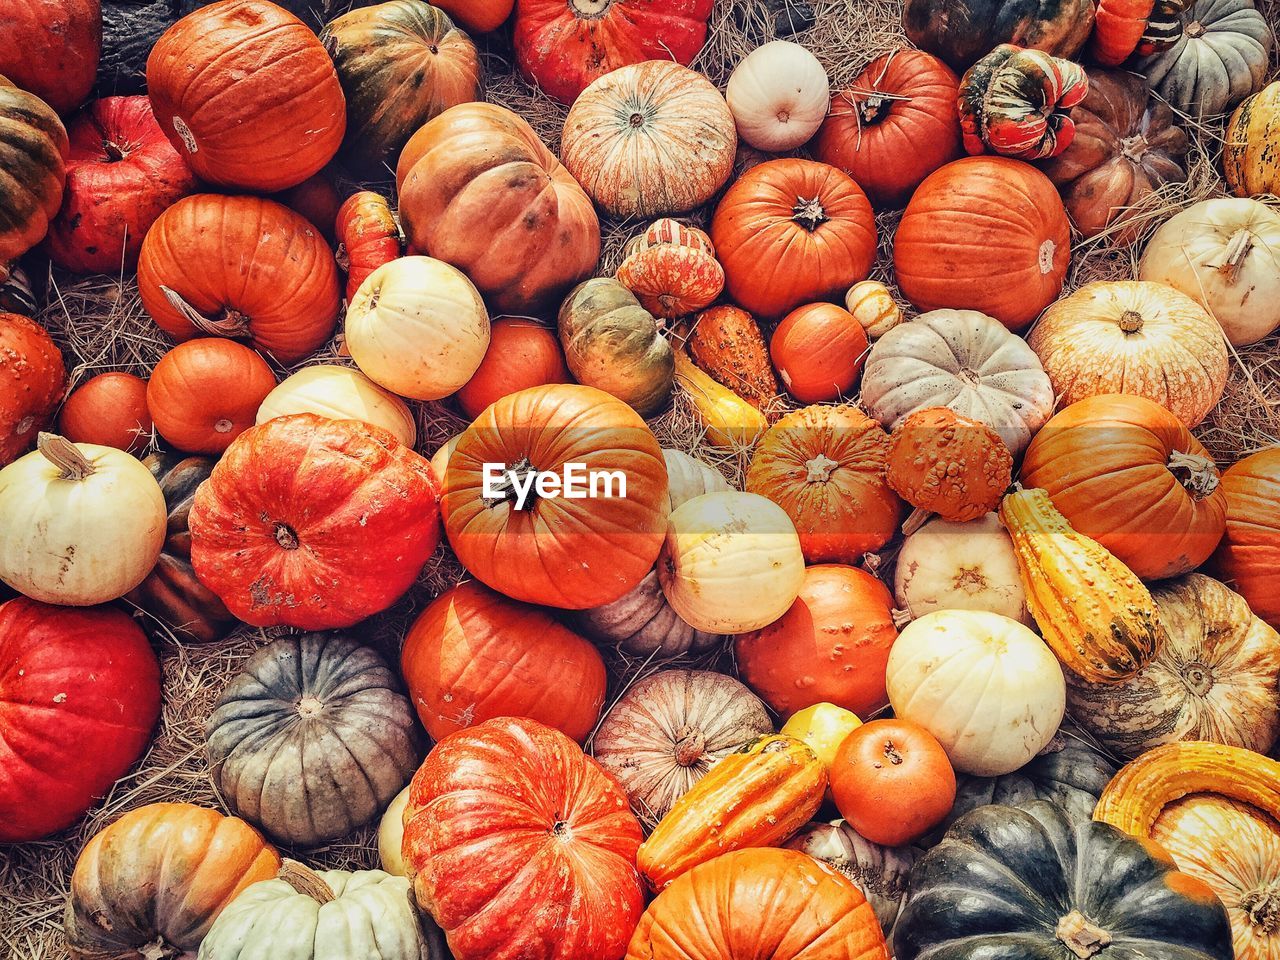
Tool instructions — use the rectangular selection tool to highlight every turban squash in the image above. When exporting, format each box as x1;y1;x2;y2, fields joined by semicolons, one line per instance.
958;44;1089;159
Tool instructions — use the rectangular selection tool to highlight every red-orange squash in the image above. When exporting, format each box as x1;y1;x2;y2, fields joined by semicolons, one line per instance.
1211;446;1280;630
686;305;779;413
335;191;401;301
770;303;870;403
146;340;276;455
615;243;725;319
455;317;569;420
59;372;152;454
434;0;513;32
0;0;100;115
0;312;66;467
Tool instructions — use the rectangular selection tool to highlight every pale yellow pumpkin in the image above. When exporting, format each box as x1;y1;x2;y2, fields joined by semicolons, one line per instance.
429;434;460;495
377;786;410;878
725;41;831;152
256;364;417;448
845;280;904;339
781;702;863;773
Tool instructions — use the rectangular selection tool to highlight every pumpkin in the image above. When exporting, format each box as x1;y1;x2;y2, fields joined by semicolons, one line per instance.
662;447;732;512
64;803;282;960
146;0;345;190
45;96;196;274
0;312;66;466
346;255;490;402
686;305;779;412
830;718;958;847
1042;68;1190;242
0;263;36;315
1066;574;1280;758
1211;446;1280;630
902;0;1095;70
594;669;773;824
627;847;891;960
561;60;736;220
1090;0;1159;63
429;434;459;493
444;384;668;608
1020;394;1228;580
206;632;421;848
1028;281;1228;428
894;157;1071;331
257;364;416;449
569;567;722;657
0;79;68;275
0;598;160;842
404;716;645;960
998;485;1165;681
274;172;341;243
624;217;716;258
396;102;600;314
957;45;1088;159
1225;81;1280;197
845;280;904;339
0;0;99;115
886;609;1066;776
189;414;440;629
673;348;767;448
659;491;805;634
58;371;151;454
1135;0;1273;118
781;703;865;775
512;0;713;105
894;800;1234;960
137;194;342;364
0;434;164;604
456;317;569;420
147;339;277;455
861;307;1055;456
1139;197;1280;345
725;40;830;151
745;404;902;563
401;580;607;743
711;158;877;319
736;564;899;718
770;303;870;404
894;512;1030;624
637;734;827;891
433;0;511;32
813;50;962;209
378;786;410;877
335;191;402;302
615;243;725;320
125;452;236;644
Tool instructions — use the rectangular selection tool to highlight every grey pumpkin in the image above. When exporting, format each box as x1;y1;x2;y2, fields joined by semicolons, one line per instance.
570;568;723;657
205;632;422;848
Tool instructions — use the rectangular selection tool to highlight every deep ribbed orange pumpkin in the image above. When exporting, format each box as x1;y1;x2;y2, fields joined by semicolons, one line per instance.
1211;446;1280;630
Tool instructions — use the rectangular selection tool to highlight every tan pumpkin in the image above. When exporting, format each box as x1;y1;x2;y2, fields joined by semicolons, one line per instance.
663;448;732;512
724;40;831;151
1225;80;1280;198
256;364;416;448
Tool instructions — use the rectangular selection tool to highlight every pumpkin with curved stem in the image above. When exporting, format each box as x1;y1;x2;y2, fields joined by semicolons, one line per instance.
686;306;777;413
0;79;68;276
770;303;870;404
561;61;736;220
570;567;722;658
0;312;66;467
1211;447;1280;630
147;339;277;455
662;448;732;512
902;0;1095;70
137;194;341;364
958;45;1089;159
846;280;904;339
0;0;100;115
456;317;569;420
615;243;725;320
1226;81;1280;197
257;365;417;449
673;349;767;449
335;191;402;302
59;372;151;454
726;41;830;151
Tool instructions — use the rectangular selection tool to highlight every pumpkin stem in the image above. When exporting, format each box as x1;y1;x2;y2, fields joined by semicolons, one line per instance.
792;196;829;232
805;453;840;482
36;433;95;481
1055;910;1112;959
1185;19;1205;37
278;859;335;904
1167;450;1220;501
891;607;913;629
901;507;932;537
673;725;708;767
882;741;904;765
569;0;614;15
1118;134;1149;163
159;285;251;339
1118;310;1144;334
335;242;350;273
1240;885;1280;934
1218;228;1255;283
274;522;300;550
482;456;540;510
137;937;182;960
102;139;128;162
628;112;645;128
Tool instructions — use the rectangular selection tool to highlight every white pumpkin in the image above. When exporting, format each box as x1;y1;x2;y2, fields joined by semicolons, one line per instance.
256;364;417;448
894;513;1031;625
1139;197;1280;346
861;308;1055;455
345;255;490;401
0;435;165;605
377;786;410;877
725;41;831;151
658;491;805;634
845;280;904;339
429;433;461;494
886;609;1066;776
663;447;732;513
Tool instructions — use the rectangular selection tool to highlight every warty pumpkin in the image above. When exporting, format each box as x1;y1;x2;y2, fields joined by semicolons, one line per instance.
615;243;725;320
257;364;417;449
58;371;152;454
686;305;779;413
0;78;68;276
1226;81;1280;197
570;566;722;658
902;0;1095;70
147;339;277;455
334;191;402;302
455;316;569;420
770;303;870;404
0;312;66;466
673;349;767;448
0;0;100;115
958;45;1089;159
725;40;831;152
1211;445;1280;630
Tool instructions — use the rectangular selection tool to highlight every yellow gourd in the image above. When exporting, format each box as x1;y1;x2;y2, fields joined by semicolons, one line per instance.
1225;82;1280;198
673;349;766;449
781;703;863;772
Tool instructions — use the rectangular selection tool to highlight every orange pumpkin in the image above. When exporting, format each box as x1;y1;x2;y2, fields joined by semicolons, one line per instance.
624;218;716;258
59;372;152;454
335;191;402;301
615;244;724;320
273;172;341;243
136;194;341;364
147;340;277;455
455;317;570;420
1211;447;1280;630
0;0;100;115
0;313;66;467
711;159;877;318
770;303;870;403
433;0;513;32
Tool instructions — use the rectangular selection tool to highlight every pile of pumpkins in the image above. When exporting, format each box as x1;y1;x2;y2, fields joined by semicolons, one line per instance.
1;0;1280;958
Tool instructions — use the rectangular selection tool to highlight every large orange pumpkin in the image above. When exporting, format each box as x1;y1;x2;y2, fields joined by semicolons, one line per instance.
0;0;100;115
146;0;345;191
0;313;66;467
893;156;1071;331
146;339;276;455
442;384;668;609
136;194;341;364
455;317;569;420
710;159;877;319
1211;446;1280;630
400;581;607;743
1021;394;1228;581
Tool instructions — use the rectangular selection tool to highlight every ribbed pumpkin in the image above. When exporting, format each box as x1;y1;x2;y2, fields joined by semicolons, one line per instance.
570;567;722;658
0;0;100;114
615;243;724;320
770;303;870;404
673;349;767;449
456;317;569;420
1226;81;1280;197
335;191;402;301
0;312;66;467
434;0;512;32
624;218;715;257
1212;446;1280;630
663;447;732;512
1090;0;1159;64
256;364;417;449
58;371;152;453
957;45;1089;159
0;79;68;274
686;305;779;413
147;339;277;455
845;280;904;340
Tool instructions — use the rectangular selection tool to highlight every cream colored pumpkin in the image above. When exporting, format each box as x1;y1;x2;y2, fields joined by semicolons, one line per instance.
1027;280;1229;428
1139;198;1280;346
725;41;831;152
894;513;1031;625
345;255;490;401
377;786;410;877
663;448;732;513
256;364;417;448
561;60;737;219
0;435;165;605
429;434;460;494
845;280;904;340
658;491;805;634
886;609;1066;776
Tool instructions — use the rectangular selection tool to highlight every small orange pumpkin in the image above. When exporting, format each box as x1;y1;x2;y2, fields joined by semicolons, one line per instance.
770;302;870;403
455;317;570;420
146;340;276;455
59;372;152;454
0;313;66;467
615;244;724;320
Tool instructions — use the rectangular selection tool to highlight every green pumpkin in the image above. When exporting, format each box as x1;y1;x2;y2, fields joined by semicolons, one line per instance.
895;800;1234;960
0;77;67;271
557;277;674;417
902;0;1095;71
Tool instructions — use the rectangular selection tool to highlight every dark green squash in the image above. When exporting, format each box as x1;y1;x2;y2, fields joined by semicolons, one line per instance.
895;800;1234;960
902;0;1096;72
0;78;67;275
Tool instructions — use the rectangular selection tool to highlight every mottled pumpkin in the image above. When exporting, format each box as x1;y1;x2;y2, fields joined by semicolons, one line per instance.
958;44;1089;159
0;312;66;467
570;567;722;658
0;78;68;274
1225;81;1280;197
615;243;724;320
902;0;1095;71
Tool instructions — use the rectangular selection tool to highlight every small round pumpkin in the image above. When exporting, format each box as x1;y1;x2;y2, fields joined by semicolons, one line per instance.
335;190;402;301
0;312;66;466
0;79;68;276
845;280;904;339
569;567;721;658
256;364;417;449
770;303;870;403
147;339;277;455
59;371;151;454
614;244;725;320
1211;446;1280;630
456;317;569;420
725;40;830;152
434;0;511;32
0;0;100;114
1225;81;1280;197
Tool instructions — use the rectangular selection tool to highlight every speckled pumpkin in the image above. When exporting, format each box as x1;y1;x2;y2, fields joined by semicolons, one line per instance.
1225;81;1280;197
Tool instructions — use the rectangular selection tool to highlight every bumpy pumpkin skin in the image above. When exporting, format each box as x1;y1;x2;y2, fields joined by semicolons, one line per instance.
1226;81;1280;197
687;305;779;412
958;44;1089;159
902;0;1095;71
885;407;1013;524
0;80;69;271
0;0;100;115
1211;446;1280;630
0;312;66;467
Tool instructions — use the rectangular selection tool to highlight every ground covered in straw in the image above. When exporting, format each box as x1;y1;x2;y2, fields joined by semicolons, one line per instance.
4;0;1280;956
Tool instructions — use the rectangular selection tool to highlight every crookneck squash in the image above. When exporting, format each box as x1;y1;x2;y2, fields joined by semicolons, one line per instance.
686;305;779;413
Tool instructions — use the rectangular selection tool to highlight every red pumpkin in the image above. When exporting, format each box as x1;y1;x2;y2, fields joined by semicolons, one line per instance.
45;96;197;274
0;312;66;466
401;581;607;743
813;50;963;209
455;317;569;420
335;191;402;302
0;0;100;114
893;156;1071;331
188;413;440;629
403;716;645;960
0;598;161;842
711;159;877;319
1211;446;1280;630
770;303;870;403
59;372;152;454
273;172;341;244
1090;0;1156;64
512;0;714;104
433;0;512;31
736;564;899;718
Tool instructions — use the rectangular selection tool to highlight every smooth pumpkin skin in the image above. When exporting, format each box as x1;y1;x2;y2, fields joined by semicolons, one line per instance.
336;191;402;301
59;371;152;453
147;339;277;455
902;0;1095;71
456;318;569;420
0;312;66;466
1211;446;1280;630
770;303;870;404
272;172;342;243
895;513;1031;624
434;0;513;32
0;598;160;842
0;0;100;115
725;40;831;152
1090;0;1157;63
0;79;69;270
257;364;417;450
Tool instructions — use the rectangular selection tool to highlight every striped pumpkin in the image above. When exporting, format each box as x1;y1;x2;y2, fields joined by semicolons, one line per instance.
959;45;1089;159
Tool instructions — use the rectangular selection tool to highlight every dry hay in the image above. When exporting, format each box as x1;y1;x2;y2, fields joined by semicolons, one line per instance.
7;0;1280;955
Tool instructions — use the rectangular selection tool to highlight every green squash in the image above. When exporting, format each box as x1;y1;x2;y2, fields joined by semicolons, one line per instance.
902;0;1095;71
0;77;67;273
